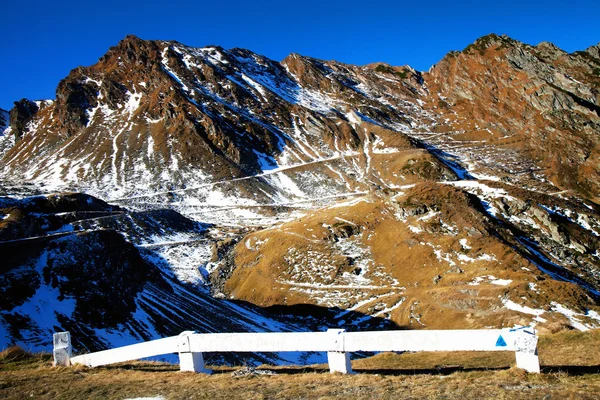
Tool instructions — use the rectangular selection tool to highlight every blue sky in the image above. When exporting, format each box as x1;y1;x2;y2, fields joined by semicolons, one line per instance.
1;0;599;110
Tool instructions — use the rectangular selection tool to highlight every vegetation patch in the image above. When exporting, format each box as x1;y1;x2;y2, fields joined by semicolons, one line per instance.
374;64;409;79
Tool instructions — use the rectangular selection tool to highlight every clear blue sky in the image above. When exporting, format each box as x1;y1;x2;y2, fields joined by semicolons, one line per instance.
1;0;599;110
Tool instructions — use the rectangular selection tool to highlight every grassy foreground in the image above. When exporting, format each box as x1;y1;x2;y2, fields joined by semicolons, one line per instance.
1;330;599;399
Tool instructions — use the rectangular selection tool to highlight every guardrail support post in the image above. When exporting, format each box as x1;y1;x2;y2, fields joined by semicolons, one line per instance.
178;331;211;374
513;327;540;373
327;329;353;374
53;332;72;367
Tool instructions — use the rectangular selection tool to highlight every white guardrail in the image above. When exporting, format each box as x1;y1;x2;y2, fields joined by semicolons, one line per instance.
53;327;540;374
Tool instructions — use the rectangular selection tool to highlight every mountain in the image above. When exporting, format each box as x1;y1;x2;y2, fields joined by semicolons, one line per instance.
1;34;600;355
426;34;600;203
0;35;446;215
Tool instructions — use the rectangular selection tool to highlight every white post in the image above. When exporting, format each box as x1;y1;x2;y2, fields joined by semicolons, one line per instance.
513;328;540;373
178;331;211;374
327;329;353;374
53;331;72;367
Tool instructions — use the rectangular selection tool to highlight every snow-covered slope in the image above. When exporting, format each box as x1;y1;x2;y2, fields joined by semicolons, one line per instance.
0;36;447;221
0;193;394;362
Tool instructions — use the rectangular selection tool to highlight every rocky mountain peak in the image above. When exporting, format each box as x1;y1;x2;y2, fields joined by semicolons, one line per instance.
535;41;568;60
9;99;39;141
585;43;600;60
281;52;333;90
461;33;518;56
428;34;518;76
103;34;160;63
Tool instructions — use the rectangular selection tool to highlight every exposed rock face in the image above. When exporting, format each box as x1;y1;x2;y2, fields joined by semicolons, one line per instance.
9;99;39;141
1;34;600;353
586;43;600;60
426;34;600;202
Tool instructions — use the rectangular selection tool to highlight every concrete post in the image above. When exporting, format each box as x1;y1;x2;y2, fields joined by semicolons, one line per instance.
513;328;540;373
178;331;211;374
327;329;353;374
53;332;72;367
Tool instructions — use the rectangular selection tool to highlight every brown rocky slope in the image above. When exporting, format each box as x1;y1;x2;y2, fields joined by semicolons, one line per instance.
425;34;600;202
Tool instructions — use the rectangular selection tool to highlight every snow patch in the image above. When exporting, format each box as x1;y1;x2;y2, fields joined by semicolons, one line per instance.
469;275;512;286
551;302;600;331
502;298;545;317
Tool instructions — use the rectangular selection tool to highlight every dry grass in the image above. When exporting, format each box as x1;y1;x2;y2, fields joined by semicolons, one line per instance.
1;330;600;399
226;183;596;332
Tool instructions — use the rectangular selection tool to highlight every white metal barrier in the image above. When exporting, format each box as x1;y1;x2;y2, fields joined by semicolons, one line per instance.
53;327;540;374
